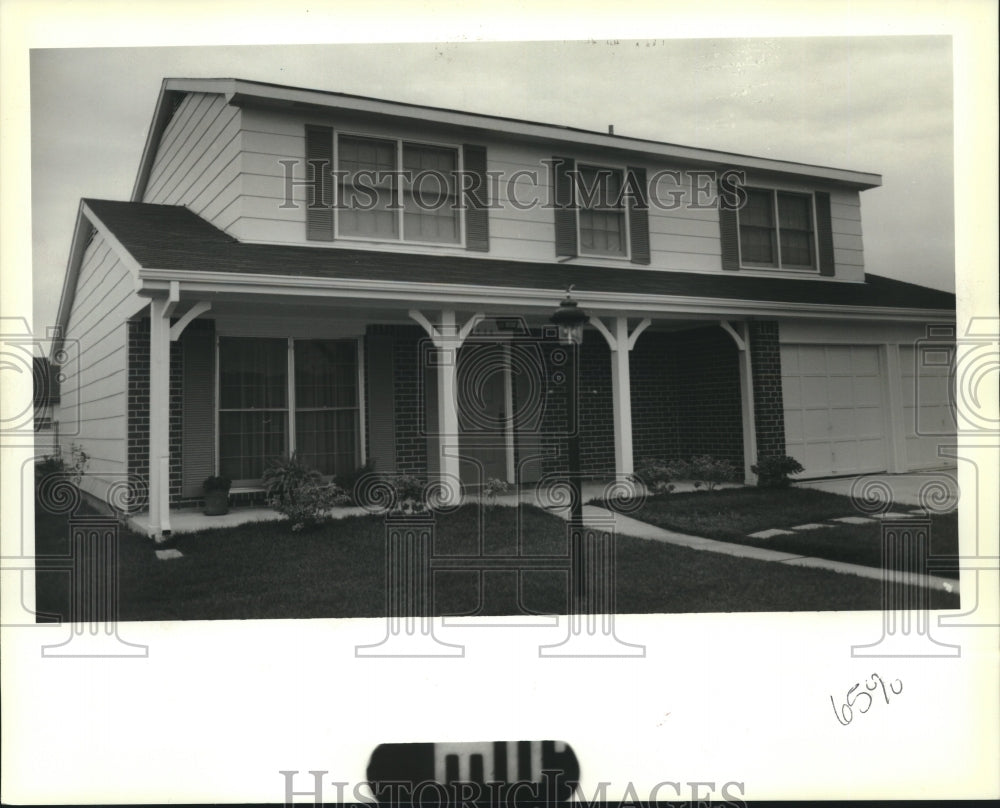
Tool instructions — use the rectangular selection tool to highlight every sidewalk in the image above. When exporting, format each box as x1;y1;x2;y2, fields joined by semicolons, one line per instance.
573;504;958;594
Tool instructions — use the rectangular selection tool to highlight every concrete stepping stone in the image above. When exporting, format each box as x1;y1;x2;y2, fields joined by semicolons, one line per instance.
878;511;919;519
832;516;875;524
790;523;835;531
748;528;795;539
155;548;184;560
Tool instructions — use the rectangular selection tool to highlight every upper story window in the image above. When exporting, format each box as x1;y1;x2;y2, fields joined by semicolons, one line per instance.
305;126;488;252
338;135;460;245
738;188;816;270
552;156;650;265
577;165;627;258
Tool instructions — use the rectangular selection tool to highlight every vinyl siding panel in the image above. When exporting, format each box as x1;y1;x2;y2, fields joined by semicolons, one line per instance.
143;91;244;235
55;232;140;504
225;107;868;280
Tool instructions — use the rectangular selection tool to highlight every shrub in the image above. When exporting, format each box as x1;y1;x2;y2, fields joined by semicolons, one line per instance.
391;474;428;514
751;455;805;488
686;455;740;491
483;477;511;507
632;458;676;495
263;455;349;530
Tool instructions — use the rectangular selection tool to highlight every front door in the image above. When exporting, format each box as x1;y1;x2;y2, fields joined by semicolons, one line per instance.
457;341;511;486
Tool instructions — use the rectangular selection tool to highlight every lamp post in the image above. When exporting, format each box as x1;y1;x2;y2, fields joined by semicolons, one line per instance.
550;292;589;526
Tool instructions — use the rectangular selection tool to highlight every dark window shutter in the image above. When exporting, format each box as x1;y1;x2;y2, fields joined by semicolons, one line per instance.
365;333;396;473
814;191;836;276
305;125;334;241
718;178;740;271
462;144;490;252
181;320;216;498
627;166;650;265
552;156;577;258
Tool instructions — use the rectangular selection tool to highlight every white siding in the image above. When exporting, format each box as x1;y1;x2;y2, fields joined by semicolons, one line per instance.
143;92;244;232
227;107;869;281
55;233;141;505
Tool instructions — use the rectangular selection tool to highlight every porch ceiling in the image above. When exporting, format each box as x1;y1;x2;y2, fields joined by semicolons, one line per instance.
85;199;956;316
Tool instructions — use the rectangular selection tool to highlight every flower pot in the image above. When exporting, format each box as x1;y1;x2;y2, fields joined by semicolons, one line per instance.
203;490;230;516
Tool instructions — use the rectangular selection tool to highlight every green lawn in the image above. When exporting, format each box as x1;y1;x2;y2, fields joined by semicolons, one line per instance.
597;486;959;580
33;498;960;622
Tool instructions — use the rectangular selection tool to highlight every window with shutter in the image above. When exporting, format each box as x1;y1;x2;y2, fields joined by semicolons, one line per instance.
551;157;650;264
719;184;835;275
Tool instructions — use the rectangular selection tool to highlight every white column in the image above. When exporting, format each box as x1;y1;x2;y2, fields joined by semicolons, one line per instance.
610;317;635;478
436;310;462;506
736;322;758;485
148;297;172;535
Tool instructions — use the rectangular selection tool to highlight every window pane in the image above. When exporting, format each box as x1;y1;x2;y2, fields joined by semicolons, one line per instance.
402;143;459;243
338;135;399;239
219;338;287;409
577;166;625;256
742;189;774;227
740;226;775;264
294;339;359;476
219;411;287;481
778;193;812;231
780;229;814;267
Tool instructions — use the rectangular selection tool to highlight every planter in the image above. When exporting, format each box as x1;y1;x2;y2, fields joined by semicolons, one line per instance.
203;490;230;516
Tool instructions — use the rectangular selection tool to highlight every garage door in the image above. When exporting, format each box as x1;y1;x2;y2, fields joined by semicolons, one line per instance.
899;344;956;469
781;344;887;478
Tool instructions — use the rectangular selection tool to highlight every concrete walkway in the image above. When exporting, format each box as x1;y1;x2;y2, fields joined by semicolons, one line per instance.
571;504;958;594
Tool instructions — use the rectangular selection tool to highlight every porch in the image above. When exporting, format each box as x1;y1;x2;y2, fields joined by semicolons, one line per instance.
133;287;781;539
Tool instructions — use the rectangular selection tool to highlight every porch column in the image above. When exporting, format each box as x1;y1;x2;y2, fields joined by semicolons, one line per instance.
148;296;172;536
589;316;651;480
719;320;758;484
409;309;483;507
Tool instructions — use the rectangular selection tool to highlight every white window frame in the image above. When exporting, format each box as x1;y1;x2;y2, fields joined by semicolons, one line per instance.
333;130;466;249
215;335;366;490
736;186;820;273
575;162;632;261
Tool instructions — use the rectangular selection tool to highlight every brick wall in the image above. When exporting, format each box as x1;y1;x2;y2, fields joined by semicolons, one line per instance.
749;320;786;458
388;325;430;477
630;331;681;462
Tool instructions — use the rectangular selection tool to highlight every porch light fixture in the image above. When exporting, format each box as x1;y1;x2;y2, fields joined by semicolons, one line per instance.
550;290;589;529
551;290;589;346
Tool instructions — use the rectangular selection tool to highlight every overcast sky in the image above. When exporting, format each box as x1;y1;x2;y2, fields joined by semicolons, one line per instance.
29;37;955;330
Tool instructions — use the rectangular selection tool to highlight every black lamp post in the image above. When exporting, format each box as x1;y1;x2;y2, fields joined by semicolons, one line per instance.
550;292;589;526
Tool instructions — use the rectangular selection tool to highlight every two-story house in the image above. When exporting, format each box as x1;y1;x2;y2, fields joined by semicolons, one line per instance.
50;78;957;536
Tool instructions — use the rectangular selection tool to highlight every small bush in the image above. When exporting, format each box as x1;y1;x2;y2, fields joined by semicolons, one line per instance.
751;455;805;488
391;474;428;514
632;458;677;495
263;455;349;530
686;455;740;491
483;477;511;507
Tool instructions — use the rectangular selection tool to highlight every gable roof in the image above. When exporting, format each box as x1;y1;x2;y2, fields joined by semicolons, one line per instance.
83;199;955;315
131;77;882;202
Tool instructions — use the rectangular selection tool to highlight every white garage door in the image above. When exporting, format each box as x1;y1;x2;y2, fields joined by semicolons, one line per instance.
899;344;956;469
781;344;887;478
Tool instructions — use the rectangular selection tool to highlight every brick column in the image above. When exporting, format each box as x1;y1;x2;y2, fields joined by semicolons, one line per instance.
748;321;786;459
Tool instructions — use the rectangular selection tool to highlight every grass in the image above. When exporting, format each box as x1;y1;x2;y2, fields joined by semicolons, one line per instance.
33;496;960;621
596;486;959;580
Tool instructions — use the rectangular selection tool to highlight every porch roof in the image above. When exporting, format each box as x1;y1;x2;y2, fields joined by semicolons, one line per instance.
84;198;956;312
